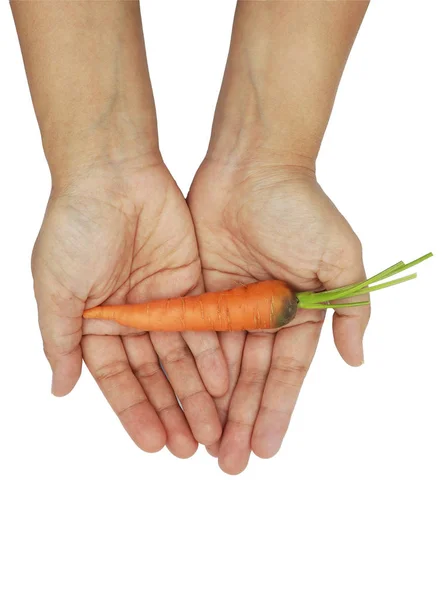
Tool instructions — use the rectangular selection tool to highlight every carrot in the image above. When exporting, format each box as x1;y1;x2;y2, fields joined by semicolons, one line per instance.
83;252;433;332
84;280;296;331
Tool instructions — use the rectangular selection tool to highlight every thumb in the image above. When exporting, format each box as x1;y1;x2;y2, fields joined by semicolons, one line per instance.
320;240;371;367
34;280;84;396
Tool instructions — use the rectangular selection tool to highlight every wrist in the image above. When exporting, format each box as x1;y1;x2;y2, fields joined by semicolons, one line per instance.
206;0;369;172
13;0;161;182
206;88;317;174
206;59;320;172
41;100;161;183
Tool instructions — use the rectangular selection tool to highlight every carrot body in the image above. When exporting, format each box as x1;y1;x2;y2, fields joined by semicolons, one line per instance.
83;280;297;331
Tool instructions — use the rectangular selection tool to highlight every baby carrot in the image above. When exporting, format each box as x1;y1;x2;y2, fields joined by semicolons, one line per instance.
84;280;297;331
83;252;433;332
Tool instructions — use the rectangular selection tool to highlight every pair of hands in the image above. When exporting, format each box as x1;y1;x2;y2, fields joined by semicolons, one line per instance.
32;152;369;474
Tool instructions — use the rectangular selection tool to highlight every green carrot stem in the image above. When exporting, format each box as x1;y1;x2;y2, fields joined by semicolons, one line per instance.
324;273;417;302
298;261;405;302
297;252;433;310
298;264;401;304
306;301;371;309
348;273;417;297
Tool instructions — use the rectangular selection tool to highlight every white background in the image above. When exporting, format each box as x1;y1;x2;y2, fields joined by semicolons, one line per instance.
1;1;441;599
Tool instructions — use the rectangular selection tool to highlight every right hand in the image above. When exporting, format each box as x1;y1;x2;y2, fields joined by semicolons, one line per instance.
32;156;228;457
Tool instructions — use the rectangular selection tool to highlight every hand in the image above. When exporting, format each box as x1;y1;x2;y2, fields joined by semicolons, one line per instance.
32;157;228;457
189;158;370;474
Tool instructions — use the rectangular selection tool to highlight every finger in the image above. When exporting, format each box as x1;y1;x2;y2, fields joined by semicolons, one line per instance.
34;283;84;397
84;307;230;398
122;334;197;459
320;242;371;367
181;277;229;398
82;335;166;453
182;330;229;398
218;332;274;475
83;318;147;337
84;312;232;401
85;276;230;397
251;318;323;459
151;331;222;446
205;331;246;457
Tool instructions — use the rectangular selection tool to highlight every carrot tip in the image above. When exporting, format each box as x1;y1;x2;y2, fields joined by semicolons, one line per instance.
83;307;102;319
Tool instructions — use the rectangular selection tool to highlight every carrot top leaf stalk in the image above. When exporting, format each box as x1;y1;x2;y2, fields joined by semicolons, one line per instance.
297;252;433;311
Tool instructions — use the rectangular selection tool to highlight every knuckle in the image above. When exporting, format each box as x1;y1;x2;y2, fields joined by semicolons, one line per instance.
160;345;192;366
272;356;308;376
179;388;207;405
227;415;254;428
193;345;219;362
116;399;147;418
259;403;293;418
321;231;364;275
239;367;268;385
94;360;129;383
156;403;179;416
133;361;162;380
269;357;308;387
42;338;78;361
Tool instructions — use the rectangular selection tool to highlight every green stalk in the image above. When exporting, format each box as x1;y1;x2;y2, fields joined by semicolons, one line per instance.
297;252;433;310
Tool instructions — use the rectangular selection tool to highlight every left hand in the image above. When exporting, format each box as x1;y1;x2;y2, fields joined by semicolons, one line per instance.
189;158;370;474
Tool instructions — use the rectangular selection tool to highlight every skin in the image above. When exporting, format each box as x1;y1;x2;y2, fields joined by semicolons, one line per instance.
12;0;371;473
12;1;228;456
188;1;371;474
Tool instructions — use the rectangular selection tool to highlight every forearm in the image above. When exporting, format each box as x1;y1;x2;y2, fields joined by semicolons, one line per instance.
11;0;158;178
208;0;369;167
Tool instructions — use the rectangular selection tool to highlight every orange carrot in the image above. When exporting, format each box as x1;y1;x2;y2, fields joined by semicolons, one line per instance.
84;280;297;331
83;253;433;332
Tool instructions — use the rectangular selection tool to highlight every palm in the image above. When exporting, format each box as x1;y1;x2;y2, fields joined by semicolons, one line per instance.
189;161;369;474
33;162;227;457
